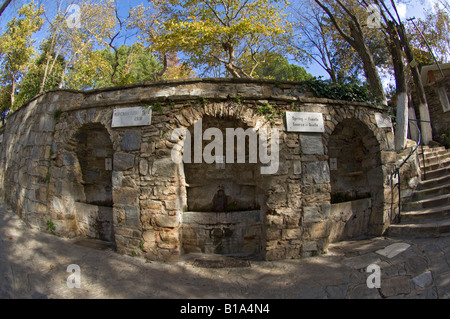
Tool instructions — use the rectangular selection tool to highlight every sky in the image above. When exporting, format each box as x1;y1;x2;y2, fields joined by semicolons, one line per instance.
0;0;445;82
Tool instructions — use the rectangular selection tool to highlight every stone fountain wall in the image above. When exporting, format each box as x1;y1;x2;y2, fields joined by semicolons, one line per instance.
0;78;398;261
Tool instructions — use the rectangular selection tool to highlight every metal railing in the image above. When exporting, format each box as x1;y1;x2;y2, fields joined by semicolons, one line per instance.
390;120;422;223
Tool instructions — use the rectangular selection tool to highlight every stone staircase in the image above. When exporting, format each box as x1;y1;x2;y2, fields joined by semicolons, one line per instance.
387;146;450;237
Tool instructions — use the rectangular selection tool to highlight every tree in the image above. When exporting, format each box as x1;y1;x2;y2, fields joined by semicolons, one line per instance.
313;0;387;105
14;38;65;107
290;0;347;82
47;0;118;89
0;85;10;124
96;43;162;87
406;4;450;64
131;0;293;78
0;0;44;110
253;53;314;81
164;51;196;80
372;0;433;146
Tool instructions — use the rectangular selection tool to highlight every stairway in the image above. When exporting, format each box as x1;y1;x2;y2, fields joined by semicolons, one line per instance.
387;146;450;237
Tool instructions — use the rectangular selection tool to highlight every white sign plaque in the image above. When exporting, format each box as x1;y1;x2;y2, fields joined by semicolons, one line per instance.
286;111;324;132
375;113;393;128
112;106;152;128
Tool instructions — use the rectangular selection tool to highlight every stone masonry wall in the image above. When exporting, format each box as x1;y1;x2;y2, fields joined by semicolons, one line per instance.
0;78;398;261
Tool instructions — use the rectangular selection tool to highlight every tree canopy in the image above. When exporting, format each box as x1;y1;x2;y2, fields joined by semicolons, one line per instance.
130;0;293;78
0;0;448;134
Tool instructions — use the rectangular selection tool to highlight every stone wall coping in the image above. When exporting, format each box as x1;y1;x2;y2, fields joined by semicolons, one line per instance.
8;78;385;120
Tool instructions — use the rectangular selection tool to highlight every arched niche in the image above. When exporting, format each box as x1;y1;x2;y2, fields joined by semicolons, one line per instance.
66;123;115;243
327;118;383;240
181;115;266;258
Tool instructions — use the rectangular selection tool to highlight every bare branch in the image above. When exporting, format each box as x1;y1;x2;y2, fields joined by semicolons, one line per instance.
0;0;13;17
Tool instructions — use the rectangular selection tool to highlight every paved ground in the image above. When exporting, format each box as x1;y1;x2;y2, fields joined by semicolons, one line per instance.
1;200;449;299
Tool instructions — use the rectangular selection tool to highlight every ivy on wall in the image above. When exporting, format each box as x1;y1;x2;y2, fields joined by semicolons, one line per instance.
298;79;381;105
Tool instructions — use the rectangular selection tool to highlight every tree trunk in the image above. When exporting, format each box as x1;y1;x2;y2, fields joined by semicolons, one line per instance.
153;53;168;81
408;93;419;142
313;0;387;104
398;25;433;145
386;22;408;151
40;35;56;94
348;20;387;105
10;79;15;108
396;92;408;151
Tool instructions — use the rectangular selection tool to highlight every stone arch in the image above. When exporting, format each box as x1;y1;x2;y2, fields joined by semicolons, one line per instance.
173;101;273;131
61;121;116;243
325;115;384;240
169;102;276;209
183;115;264;212
171;102;274;259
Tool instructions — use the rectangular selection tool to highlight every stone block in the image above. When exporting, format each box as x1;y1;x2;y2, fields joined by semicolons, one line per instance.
141;199;164;210
152;157;177;177
380;276;411;297
303;241;318;251
143;229;157;249
266;214;283;226
293;160;302;174
265;227;282;241
299;133;324;155
114;187;139;206
125;206;140;226
159;229;179;244
282;228;302;240
154;213;180;228
412;271;433;289
121;130;141;151
114;153;135;171
376;242;411;259
408;177;419;189
63;153;76;165
303;206;322;223
305;161;330;184
139;159;148;175
112;171;123;187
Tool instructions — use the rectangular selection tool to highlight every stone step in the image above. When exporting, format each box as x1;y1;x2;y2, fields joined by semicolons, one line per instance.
421;150;448;157
413;182;450;200
386;217;450;237
419;150;448;160
420;146;446;152
417;174;450;190
420;157;450;172
419;153;450;166
400;204;450;222
421;166;450;180
403;193;450;211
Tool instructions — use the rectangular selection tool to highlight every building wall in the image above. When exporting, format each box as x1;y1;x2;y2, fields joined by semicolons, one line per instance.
424;77;450;141
0;79;399;261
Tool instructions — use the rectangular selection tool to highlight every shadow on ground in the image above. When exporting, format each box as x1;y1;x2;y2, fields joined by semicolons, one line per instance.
1;201;449;299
